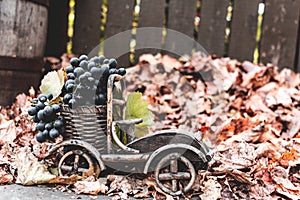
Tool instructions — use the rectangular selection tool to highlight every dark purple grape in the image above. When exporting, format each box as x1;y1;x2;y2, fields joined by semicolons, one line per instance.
66;65;74;73
53;119;63;129
45;123;53;131
109;68;117;75
66;83;74;92
91;56;101;64
32;115;39;123
63;93;72;104
43;106;54;117
36;101;45;110
28;106;37;116
87;62;96;71
91;67;101;79
118;68;126;76
74;67;85;77
79;55;88;61
36;122;45;131
37;110;45;121
42;129;49;138
36;131;45;143
38;94;47;103
70;57;80;67
49;128;59;139
32;98;38;104
68;98;76;108
47;94;53;101
67;73;75;80
103;59;109;64
108;58;117;69
98;55;105;64
52;104;60;113
79;60;88;70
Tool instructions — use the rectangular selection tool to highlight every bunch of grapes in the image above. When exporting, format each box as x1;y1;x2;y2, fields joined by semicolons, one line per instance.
63;54;126;108
28;94;64;143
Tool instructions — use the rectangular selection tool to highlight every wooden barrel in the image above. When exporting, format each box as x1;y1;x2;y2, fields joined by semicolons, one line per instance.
0;0;49;105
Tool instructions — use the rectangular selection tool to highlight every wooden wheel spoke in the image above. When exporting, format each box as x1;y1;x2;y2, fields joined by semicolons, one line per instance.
158;172;191;180
73;154;80;172
154;152;196;196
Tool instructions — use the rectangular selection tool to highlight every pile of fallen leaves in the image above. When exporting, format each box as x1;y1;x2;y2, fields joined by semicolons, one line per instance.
0;52;300;199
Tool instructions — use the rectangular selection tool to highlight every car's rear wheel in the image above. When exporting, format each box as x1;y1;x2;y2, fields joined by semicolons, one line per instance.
154;152;196;196
58;148;100;178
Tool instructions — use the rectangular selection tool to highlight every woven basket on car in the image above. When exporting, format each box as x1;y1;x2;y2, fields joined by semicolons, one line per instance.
61;104;107;153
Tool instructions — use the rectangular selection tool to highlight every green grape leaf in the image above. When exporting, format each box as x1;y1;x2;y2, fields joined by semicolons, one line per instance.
125;92;154;138
39;69;64;99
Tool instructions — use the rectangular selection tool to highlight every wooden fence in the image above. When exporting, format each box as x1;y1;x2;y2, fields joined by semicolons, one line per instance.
0;0;300;105
46;0;300;71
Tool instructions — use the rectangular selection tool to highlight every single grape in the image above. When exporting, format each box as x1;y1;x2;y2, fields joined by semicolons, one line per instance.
36;131;45;143
47;93;53;101
68;98;76;108
52;104;60;113
66;65;74;74
103;59;109;64
70;57;80;67
100;65;109;80
28;106;37;116
91;67;101;79
109;68;117;75
66;83;74;92
37;110;45;121
42;129;49;138
57;116;64;121
32;98;38;104
53;119;64;129
87;62;96;71
36;101;45;110
108;58;117;69
45;123;53;131
65;79;75;87
49;128;59;139
63;93;72;104
84;71;92;78
67;73;75;80
79;60;88;70
74;67;85;77
98;55;105;64
118;68;126;76
91;56;100;64
38;94;47;103
79;55;88;61
43;105;54;117
36;122;45;131
32;115;39;123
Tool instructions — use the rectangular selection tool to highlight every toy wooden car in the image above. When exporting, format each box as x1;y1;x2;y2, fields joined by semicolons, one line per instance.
48;74;212;196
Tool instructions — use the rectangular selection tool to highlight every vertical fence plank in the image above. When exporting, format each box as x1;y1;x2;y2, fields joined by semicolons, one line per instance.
297;14;300;72
72;0;102;55
260;0;300;70
135;0;166;61
104;0;135;67
165;0;198;57
228;0;259;62
198;0;229;56
45;0;69;57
